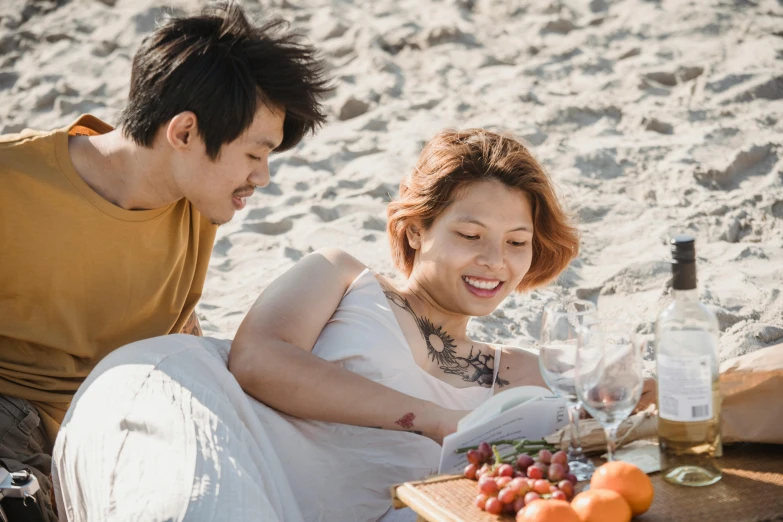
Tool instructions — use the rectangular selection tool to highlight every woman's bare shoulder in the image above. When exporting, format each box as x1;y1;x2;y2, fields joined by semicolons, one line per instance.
311;248;368;284
371;271;406;294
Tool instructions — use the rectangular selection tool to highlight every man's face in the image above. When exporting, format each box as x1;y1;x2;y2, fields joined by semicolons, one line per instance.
176;103;285;225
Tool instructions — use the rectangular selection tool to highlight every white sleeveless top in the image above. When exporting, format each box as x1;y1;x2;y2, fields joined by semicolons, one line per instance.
254;269;500;521
313;269;500;408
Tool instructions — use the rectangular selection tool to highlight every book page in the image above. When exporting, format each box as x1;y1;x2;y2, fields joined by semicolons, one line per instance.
439;397;568;474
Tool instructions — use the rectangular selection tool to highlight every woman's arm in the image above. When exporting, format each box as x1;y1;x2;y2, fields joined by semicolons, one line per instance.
498;346;656;413
496;346;549;390
228;248;465;444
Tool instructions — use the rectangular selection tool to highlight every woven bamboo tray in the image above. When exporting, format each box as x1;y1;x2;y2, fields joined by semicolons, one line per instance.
392;444;783;522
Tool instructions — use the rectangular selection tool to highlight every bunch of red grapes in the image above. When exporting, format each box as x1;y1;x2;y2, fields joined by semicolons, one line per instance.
464;442;578;516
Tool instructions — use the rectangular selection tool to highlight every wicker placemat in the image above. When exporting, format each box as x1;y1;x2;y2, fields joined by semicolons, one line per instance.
394;444;783;522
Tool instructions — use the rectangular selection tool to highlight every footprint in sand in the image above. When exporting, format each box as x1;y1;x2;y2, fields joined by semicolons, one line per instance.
574;149;626;179
213;236;232;257
243;219;294;236
310;203;384;223
362;215;387;232
694;143;778;190
246;208;274;221
283;246;304;261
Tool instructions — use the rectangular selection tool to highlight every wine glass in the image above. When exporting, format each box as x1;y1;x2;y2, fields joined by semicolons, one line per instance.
538;299;597;481
575;320;643;461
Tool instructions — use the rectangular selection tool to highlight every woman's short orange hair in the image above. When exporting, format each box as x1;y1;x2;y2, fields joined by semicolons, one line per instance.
387;129;579;292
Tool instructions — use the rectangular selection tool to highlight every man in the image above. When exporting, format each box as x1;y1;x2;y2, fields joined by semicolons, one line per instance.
0;3;329;519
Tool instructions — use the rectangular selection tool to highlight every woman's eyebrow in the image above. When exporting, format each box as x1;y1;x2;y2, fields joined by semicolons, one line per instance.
454;217;532;233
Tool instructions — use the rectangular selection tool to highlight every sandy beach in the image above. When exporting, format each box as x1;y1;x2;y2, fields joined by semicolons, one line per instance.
2;0;781;369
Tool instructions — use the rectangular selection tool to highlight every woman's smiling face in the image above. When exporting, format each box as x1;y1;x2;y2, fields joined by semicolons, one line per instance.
407;179;535;317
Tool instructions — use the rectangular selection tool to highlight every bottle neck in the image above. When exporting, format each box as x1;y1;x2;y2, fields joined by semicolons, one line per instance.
672;288;699;301
671;260;697;291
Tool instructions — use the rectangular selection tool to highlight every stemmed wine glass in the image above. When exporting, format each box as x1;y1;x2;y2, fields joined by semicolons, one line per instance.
575;320;643;461
538;299;597;481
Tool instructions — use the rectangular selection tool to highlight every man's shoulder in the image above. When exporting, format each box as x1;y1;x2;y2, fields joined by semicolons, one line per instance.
0;127;59;173
0;127;54;148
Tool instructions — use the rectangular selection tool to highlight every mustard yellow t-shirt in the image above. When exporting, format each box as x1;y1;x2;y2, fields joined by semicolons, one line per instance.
0;115;218;443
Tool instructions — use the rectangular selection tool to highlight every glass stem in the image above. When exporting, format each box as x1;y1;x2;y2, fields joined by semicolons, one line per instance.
604;425;619;462
567;402;585;463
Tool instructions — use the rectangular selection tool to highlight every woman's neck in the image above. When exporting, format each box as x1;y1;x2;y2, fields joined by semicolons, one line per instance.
398;277;472;344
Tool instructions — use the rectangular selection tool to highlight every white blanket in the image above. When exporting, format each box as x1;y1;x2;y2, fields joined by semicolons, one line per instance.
52;335;421;522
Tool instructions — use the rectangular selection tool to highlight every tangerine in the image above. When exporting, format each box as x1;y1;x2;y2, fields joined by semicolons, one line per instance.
515;499;580;522
571;489;632;522
590;461;654;516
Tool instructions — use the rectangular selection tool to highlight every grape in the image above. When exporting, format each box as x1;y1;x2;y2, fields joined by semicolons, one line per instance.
551;451;568;466
566;473;578;485
484;467;499;478
466;449;483;466
526;466;544;480
515;478;531;496
516;453;534;471
551;490;568;501
513;470;527;479
548;463;566;482
533;479;551;495
485;497;503;515
478;442;493;461
562;462;570;474
531;462;549;475
508;478;526;493
464;463;478;480
537;449;552;464
498;487;516;505
513;497;526;513
475;493;489;510
478;476;498;496
498;464;514;477
524;492;541;505
557;480;575;499
496;476;512;489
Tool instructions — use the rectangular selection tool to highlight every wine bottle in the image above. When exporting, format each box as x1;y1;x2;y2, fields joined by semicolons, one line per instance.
655;235;722;487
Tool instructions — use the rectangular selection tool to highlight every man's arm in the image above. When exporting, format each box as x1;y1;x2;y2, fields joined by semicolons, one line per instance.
181;311;203;336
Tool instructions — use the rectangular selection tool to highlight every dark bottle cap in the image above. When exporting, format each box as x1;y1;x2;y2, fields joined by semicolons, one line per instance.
670;235;696;290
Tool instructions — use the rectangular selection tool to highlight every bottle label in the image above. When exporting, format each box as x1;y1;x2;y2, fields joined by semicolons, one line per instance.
658;354;713;422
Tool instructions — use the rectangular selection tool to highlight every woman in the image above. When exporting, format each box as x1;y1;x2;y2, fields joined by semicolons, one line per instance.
51;129;579;522
227;129;579;521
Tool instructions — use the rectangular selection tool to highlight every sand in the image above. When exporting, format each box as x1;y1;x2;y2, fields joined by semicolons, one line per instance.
2;0;782;369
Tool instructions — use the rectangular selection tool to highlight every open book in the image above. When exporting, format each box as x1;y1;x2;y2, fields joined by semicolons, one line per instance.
438;386;569;474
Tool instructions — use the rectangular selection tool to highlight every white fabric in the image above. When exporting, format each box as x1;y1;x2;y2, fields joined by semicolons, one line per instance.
52;269;499;521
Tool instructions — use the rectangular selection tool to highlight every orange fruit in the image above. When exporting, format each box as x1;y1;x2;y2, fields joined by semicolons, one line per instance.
571;489;632;522
590;461;654;516
516;499;580;522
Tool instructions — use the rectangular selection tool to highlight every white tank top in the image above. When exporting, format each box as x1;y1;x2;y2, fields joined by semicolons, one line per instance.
312;268;500;409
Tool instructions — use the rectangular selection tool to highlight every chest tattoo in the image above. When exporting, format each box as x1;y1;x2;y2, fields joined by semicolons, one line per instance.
382;287;509;389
